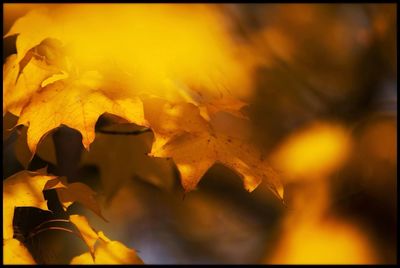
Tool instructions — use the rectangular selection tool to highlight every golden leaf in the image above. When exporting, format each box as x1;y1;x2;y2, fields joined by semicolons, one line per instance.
145;98;283;197
3;169;104;243
3;170;56;240
5;8;61;62
3;38;69;117
17;71;147;154
3;55;19;116
3;238;36;264
69;215;99;256
44;177;105;220
58;183;105;220
70;231;143;264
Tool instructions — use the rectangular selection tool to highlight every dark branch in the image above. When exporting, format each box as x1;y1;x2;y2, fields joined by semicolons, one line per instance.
96;127;151;135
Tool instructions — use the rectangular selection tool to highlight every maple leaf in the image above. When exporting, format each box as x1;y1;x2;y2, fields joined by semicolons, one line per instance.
3;55;19;115
3;169;104;242
4;5;257;157
45;178;105;220
70;231;143;264
3;238;36;264
3;169;56;240
3;33;148;155
144;98;283;198
68;214;143;264
3;39;68;117
198;96;249;121
16;70;147;154
69;215;99;256
5;8;61;62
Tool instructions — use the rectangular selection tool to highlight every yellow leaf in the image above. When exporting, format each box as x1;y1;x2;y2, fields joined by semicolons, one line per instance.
43;177;68;190
3;170;56;240
145;99;283;197
14;126;34;168
5;4;257;109
43;177;104;220
271;122;351;182
3;55;19;116
5;8;61;62
200;97;249;122
70;231;143;264
3;38;68;117
17;71;147;153
69;215;99;256
57;183;105;220
3;238;36;264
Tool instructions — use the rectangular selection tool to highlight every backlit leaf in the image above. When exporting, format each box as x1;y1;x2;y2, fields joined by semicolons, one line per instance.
3;170;56;240
70;231;143;264
17;70;147;154
145;98;283;197
3;238;36;264
69;215;99;256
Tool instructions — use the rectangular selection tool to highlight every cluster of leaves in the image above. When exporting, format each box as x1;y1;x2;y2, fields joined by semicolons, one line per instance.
3;169;143;264
3;6;283;196
3;5;284;264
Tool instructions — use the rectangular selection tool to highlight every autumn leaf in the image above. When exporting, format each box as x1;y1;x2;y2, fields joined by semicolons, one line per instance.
44;178;105;220
5;8;61;62
4;33;148;156
69;215;143;264
3;169;104;242
70;231;143;264
69;215;99;256
3;38;69;117
144;98;283;197
3;54;19;116
15;125;53;168
3;169;56;240
4;5;258;165
3;238;36;264
198;96;249;121
16;70;147;154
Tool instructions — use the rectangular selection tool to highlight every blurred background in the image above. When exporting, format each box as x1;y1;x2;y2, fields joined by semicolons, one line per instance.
3;3;397;264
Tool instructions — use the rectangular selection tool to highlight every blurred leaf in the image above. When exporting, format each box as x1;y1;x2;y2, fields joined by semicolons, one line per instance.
43;176;105;220
70;231;143;264
81;123;176;198
3;169;56;240
57;182;105;220
69;215;99;256
69;214;143;264
271;122;351;182
3;46;63;117
2;112;19;141
3;238;36;264
267;219;376;264
3;54;19;115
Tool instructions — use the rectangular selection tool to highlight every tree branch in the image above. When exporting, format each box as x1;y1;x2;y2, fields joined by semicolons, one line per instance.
96;127;151;136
